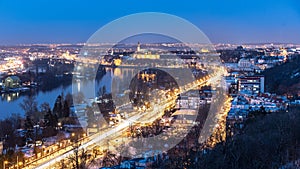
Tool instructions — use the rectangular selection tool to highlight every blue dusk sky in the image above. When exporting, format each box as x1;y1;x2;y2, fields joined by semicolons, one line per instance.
0;0;299;44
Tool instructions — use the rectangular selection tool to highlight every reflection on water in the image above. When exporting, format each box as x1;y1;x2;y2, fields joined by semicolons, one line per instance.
0;68;136;120
1;92;20;102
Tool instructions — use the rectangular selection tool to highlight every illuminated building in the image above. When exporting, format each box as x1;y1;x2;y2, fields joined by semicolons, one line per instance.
138;71;156;83
113;59;122;66
4;76;21;89
62;50;76;60
238;75;264;95
133;42;160;59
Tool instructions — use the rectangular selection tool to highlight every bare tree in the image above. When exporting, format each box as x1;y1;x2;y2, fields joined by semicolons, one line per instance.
19;96;39;122
67;135;98;169
67;147;97;169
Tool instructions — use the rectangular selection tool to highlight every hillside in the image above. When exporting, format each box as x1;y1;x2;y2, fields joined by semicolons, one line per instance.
262;55;300;96
196;107;300;169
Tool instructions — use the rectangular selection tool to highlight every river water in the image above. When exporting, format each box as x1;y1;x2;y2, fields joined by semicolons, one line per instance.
0;68;117;120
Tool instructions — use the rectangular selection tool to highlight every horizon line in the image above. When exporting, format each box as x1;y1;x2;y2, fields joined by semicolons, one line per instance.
0;42;300;46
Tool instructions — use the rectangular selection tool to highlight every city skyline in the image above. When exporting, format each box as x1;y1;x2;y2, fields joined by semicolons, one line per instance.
0;0;300;45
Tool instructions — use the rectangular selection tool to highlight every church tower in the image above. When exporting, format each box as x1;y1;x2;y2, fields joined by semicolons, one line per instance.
137;42;141;52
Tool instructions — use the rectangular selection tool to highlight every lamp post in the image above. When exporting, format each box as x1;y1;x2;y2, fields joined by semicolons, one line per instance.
3;161;8;169
16;156;18;169
17;161;23;169
16;156;23;169
3;157;23;169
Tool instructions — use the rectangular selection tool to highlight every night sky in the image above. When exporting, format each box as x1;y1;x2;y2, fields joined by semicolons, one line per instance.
0;0;299;44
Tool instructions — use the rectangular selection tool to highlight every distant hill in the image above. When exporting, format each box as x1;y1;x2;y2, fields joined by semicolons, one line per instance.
261;55;300;96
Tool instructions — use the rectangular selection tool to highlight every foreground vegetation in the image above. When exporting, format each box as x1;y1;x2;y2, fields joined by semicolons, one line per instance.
153;107;300;169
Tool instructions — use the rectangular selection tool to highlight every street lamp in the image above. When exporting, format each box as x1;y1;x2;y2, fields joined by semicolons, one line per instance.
57;122;62;130
3;161;8;169
18;162;23;169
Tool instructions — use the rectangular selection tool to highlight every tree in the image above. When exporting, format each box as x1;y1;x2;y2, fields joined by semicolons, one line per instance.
67;140;97;169
7;113;22;130
0;119;16;151
102;151;120;168
24;115;34;143
44;109;57;128
40;102;50;114
53;95;63;118
24;115;33;131
19;96;38;119
43;109;58;137
63;100;70;118
65;92;73;107
0;114;23;150
39;102;51;124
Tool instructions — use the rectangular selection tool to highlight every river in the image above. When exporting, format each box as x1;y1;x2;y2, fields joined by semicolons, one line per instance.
0;68;117;120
